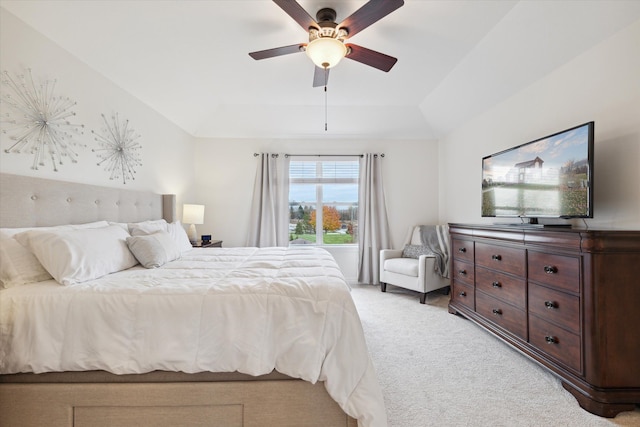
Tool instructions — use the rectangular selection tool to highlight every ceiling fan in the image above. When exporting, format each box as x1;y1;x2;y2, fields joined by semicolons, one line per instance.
249;0;404;87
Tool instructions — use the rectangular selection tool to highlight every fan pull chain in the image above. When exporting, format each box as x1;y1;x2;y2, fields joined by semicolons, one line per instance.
324;66;328;131
324;85;328;131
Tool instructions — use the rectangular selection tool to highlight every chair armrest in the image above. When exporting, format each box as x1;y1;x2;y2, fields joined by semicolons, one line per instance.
380;249;403;263
417;254;437;276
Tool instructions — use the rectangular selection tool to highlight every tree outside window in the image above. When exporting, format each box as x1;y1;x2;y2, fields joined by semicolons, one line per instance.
309;206;341;233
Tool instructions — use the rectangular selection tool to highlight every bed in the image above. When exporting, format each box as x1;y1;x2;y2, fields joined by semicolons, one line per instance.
0;173;386;427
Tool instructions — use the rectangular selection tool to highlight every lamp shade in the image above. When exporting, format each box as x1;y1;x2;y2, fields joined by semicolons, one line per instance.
183;204;204;225
305;37;347;69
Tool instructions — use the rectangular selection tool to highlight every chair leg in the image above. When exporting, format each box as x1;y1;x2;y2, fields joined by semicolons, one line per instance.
381;282;387;293
420;292;427;304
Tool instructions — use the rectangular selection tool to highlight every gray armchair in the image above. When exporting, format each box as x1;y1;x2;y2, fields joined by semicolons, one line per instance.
379;225;450;304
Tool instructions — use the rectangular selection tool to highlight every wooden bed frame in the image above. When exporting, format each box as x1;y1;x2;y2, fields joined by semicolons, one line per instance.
0;173;358;427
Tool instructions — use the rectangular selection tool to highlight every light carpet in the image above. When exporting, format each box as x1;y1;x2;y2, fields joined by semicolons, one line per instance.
350;284;640;427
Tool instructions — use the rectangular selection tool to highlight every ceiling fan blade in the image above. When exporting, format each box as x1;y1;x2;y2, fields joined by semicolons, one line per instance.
249;44;305;60
273;0;318;31
338;0;404;38
345;44;398;72
312;66;330;87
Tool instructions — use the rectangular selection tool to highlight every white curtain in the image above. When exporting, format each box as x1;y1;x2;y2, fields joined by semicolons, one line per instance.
246;153;290;247
358;153;391;284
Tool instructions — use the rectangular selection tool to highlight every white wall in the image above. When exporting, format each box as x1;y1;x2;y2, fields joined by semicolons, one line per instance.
0;9;196;205
194;138;441;282
439;19;640;229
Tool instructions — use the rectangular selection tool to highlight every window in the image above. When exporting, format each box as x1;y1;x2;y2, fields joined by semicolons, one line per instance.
288;157;359;245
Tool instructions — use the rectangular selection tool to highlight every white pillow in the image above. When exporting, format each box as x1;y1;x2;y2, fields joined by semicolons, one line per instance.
0;221;110;238
0;221;110;288
0;234;52;288
126;231;181;268
166;220;193;252
128;219;192;252
108;222;129;232
15;225;138;286
128;219;168;236
70;221;110;230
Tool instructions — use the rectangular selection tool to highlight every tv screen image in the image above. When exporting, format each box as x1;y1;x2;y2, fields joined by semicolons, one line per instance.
482;122;594;222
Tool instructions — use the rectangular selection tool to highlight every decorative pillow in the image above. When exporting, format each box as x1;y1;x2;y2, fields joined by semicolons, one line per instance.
166;220;193;252
402;244;433;259
126;231;181;268
0;233;52;288
15;225;138;285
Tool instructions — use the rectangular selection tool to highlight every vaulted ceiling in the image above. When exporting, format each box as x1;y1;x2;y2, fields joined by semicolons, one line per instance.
2;1;639;140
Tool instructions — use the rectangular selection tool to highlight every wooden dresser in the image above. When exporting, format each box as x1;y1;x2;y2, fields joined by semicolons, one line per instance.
448;223;640;417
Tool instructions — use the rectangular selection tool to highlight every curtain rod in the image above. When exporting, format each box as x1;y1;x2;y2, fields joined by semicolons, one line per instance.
253;153;384;158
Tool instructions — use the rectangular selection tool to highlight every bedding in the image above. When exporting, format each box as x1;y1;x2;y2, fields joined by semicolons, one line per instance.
0;246;386;427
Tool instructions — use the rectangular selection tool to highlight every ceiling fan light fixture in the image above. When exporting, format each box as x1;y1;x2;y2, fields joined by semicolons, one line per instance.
305;37;347;69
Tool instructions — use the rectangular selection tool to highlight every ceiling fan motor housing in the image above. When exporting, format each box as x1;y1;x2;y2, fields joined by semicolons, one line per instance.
309;8;347;41
315;8;337;24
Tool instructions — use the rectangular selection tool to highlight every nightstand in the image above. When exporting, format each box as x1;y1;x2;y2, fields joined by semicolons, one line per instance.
192;240;222;248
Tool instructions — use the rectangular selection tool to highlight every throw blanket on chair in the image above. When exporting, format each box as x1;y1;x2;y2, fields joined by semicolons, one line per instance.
419;225;450;279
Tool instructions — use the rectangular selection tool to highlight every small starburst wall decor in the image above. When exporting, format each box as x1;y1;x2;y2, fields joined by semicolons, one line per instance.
0;69;86;171
92;112;142;184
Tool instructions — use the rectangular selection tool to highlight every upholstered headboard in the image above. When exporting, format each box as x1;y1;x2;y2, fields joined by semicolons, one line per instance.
0;173;175;228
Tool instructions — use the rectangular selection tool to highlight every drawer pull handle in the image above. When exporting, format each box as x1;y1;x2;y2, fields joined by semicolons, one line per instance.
458;269;467;276
544;265;558;274
492;309;502;316
492;254;502;261
492;281;502;288
544;301;558;309
459;291;467;297
458;247;467;253
545;335;558;344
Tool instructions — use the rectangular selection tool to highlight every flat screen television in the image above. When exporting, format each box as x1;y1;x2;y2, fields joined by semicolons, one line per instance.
481;121;594;225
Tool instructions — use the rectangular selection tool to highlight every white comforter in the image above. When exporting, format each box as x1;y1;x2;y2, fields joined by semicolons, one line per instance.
0;247;387;427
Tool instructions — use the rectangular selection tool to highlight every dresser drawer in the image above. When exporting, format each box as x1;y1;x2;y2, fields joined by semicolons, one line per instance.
529;314;581;373
528;251;580;293
452;281;475;311
529;283;580;334
452;238;474;262
476;242;525;277
476;291;527;340
476;266;526;309
452;259;474;286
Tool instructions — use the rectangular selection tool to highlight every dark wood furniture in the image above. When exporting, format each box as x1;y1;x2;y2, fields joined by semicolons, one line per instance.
192;240;222;248
448;223;640;418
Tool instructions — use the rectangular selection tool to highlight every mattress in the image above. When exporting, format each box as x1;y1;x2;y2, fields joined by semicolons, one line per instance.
0;246;386;427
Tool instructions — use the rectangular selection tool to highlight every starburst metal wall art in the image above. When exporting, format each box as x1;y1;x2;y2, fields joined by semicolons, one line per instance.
0;68;86;171
92;112;142;184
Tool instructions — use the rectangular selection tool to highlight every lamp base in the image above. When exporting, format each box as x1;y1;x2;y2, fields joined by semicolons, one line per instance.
187;223;197;245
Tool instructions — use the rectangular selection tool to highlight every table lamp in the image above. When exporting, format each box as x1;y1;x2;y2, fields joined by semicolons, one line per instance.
182;204;204;245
